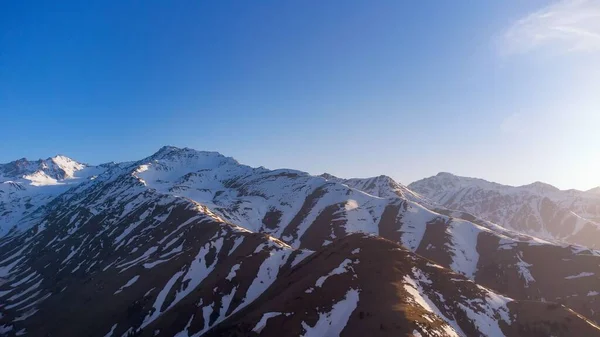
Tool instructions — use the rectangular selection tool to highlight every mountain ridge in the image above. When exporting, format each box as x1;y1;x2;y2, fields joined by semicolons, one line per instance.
1;147;600;336
588;187;600;195
409;172;600;249
0;155;87;182
417;172;597;194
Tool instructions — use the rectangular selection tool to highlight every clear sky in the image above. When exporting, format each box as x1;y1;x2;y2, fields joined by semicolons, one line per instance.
1;0;599;190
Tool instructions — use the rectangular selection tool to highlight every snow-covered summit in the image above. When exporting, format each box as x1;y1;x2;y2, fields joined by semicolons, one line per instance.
0;155;89;185
518;181;561;194
321;173;426;203
0;155;108;235
420;172;508;192
149;146;237;164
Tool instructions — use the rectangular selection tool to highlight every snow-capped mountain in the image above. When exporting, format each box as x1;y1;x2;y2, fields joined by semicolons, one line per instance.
1;147;600;336
0;156;85;182
409;172;600;249
319;173;427;203
0;156;108;236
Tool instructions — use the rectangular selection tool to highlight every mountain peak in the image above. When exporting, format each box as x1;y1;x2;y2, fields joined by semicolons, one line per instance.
142;146;240;174
411;172;463;187
0;154;86;182
150;146;229;160
154;145;181;155
320;172;339;180
588;187;600;195
370;174;405;188
429;172;465;184
520;181;560;193
49;154;77;162
48;155;85;175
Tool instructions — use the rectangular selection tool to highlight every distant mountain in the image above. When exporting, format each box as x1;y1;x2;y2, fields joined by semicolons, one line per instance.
0;155;86;182
319;173;426;203
0;155;108;236
1;147;600;336
409;172;600;249
588;187;600;195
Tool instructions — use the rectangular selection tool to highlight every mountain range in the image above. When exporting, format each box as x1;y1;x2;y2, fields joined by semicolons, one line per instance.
409;172;600;249
1;146;599;337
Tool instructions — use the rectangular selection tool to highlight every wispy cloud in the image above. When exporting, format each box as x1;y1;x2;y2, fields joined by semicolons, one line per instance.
502;0;600;55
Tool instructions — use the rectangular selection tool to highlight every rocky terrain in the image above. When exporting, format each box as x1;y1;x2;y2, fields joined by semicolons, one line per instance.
0;147;599;336
409;172;600;249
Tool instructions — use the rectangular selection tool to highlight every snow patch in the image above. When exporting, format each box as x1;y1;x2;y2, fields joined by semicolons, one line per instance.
252;312;283;333
515;252;535;287
315;259;354;288
300;288;359;337
226;264;240;281
447;220;481;278
565;272;594;279
114;275;140;294
404;272;463;337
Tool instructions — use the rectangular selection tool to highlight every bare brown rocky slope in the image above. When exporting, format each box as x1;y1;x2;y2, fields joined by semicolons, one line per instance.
203;234;600;337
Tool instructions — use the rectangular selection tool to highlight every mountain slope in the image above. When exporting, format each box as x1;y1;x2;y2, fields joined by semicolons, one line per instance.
409;172;600;249
205;234;600;337
0;155;107;236
0;159;309;336
1;147;600;336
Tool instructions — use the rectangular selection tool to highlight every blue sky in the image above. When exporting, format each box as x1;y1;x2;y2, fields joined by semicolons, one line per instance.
1;0;599;190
